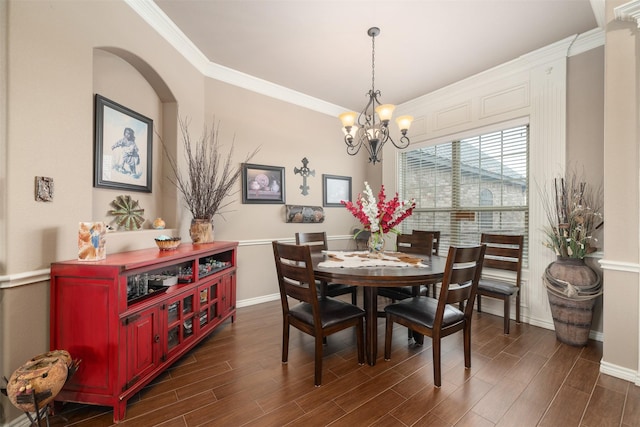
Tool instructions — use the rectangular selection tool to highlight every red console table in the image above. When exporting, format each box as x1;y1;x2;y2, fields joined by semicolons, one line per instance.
49;242;237;423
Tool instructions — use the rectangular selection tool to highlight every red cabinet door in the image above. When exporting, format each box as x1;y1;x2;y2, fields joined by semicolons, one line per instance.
121;306;159;392
219;271;236;321
52;275;117;395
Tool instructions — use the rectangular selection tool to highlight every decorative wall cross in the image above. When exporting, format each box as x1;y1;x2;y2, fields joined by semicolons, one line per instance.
293;157;315;196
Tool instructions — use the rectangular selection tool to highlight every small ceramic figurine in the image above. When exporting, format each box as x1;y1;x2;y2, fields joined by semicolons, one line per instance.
153;218;166;229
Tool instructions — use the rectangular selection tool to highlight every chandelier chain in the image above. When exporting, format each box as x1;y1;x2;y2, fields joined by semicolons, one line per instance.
371;31;375;95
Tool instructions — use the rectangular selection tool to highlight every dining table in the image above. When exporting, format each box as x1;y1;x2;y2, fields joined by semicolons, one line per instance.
312;251;447;365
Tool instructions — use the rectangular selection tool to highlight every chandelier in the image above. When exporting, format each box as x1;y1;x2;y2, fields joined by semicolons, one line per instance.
338;27;413;165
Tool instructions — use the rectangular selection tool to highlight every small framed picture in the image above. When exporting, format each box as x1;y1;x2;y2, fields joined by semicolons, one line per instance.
242;163;286;204
94;94;153;192
323;174;352;207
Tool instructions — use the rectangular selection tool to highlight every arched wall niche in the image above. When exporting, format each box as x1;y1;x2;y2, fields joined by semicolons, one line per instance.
92;47;179;251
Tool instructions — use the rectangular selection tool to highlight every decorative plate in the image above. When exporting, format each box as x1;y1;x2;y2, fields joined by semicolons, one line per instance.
109;195;145;230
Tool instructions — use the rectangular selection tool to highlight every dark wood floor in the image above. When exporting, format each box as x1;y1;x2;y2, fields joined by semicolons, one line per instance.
47;297;640;427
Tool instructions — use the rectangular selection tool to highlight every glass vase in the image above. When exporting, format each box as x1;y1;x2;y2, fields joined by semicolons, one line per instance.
367;232;385;254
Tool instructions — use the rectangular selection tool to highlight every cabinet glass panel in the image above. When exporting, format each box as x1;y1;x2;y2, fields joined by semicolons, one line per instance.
199;310;208;327
183;295;193;315
210;283;217;299
167;326;179;351
199;288;208;305
210;303;217;320
167;301;179;324
183;318;194;338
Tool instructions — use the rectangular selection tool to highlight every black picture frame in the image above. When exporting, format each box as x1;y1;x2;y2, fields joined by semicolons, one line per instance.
94;94;153;192
242;163;285;204
323;174;352;207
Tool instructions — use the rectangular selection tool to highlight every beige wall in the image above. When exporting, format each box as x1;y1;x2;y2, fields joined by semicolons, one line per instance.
567;46;605;331
600;0;640;381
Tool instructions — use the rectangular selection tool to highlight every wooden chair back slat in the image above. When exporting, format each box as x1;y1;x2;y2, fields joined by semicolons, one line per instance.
480;233;524;278
272;241;319;310
396;233;434;256
412;230;441;256
295;232;327;253
437;245;486;316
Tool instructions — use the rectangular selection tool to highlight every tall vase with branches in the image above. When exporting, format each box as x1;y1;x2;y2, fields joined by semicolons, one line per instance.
539;169;603;346
162;118;258;243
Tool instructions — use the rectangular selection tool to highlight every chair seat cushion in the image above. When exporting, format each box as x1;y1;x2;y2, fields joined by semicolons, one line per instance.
479;278;518;296
290;297;364;328
384;297;464;329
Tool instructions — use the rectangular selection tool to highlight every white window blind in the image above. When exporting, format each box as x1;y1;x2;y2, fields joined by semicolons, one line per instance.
399;124;529;263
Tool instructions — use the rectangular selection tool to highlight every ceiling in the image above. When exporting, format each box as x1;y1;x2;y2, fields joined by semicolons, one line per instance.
152;0;601;113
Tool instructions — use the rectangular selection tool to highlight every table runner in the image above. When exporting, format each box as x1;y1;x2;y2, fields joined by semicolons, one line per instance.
318;250;428;268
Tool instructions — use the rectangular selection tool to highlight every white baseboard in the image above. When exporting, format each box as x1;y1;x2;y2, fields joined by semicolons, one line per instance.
236;293;280;308
600;360;640;385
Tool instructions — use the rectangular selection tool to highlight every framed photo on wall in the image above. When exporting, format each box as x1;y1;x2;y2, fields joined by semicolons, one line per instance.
323;174;351;207
242;163;286;204
94;94;153;192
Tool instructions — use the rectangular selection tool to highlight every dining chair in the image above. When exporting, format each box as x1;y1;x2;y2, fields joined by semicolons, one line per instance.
272;241;365;386
377;232;435;303
295;232;359;305
477;233;524;334
383;244;486;387
412;230;441;297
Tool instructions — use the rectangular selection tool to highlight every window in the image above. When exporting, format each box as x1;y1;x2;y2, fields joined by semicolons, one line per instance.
399;124;529;262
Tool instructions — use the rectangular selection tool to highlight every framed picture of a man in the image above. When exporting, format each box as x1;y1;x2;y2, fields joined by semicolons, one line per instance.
94;94;153;192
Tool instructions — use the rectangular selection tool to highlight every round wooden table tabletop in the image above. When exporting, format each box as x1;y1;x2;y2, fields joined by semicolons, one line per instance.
312;252;447;365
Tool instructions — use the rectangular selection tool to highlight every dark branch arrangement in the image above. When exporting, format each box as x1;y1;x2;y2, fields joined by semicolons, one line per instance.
162;118;258;220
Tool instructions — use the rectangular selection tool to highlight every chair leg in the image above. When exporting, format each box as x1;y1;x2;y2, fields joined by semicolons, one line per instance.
314;334;324;386
433;336;442;387
351;288;358;305
515;292;521;324
464;321;472;369
384;315;394;360
477;294;482;313
282;321;290;363
503;297;511;334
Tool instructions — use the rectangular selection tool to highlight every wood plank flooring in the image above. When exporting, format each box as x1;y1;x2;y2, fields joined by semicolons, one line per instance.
47;298;640;426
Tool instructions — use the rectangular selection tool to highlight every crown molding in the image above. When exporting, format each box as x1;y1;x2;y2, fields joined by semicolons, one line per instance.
124;0;344;117
567;28;605;56
615;0;640;26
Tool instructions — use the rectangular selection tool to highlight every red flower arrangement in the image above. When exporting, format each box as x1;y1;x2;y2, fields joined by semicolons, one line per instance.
341;182;416;236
